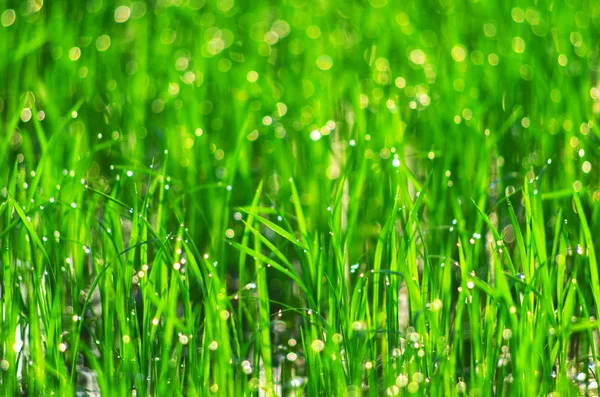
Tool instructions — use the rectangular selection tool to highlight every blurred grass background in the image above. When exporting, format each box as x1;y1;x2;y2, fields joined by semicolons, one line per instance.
0;0;599;395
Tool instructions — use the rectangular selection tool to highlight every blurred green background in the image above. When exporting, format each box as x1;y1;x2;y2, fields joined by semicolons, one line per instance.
0;0;599;395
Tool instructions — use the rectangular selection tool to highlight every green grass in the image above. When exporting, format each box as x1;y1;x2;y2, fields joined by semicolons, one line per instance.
1;0;599;395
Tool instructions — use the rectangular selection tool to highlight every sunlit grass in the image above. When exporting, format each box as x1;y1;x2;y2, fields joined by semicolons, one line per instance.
0;0;599;396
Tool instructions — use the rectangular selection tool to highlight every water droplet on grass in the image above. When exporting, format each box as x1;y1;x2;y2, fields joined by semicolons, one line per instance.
21;108;32;122
316;55;333;70
396;374;409;387
115;6;131;23
311;339;325;352
1;9;16;27
410;49;426;65
407;381;419;393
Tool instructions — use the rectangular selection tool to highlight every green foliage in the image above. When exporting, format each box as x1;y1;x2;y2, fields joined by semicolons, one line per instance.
0;0;599;396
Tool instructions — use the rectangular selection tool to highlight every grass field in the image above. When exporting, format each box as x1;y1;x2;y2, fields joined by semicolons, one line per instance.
1;0;599;395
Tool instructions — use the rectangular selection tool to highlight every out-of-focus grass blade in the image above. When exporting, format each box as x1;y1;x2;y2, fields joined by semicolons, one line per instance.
239;208;309;252
573;194;600;326
6;192;51;266
229;240;308;294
